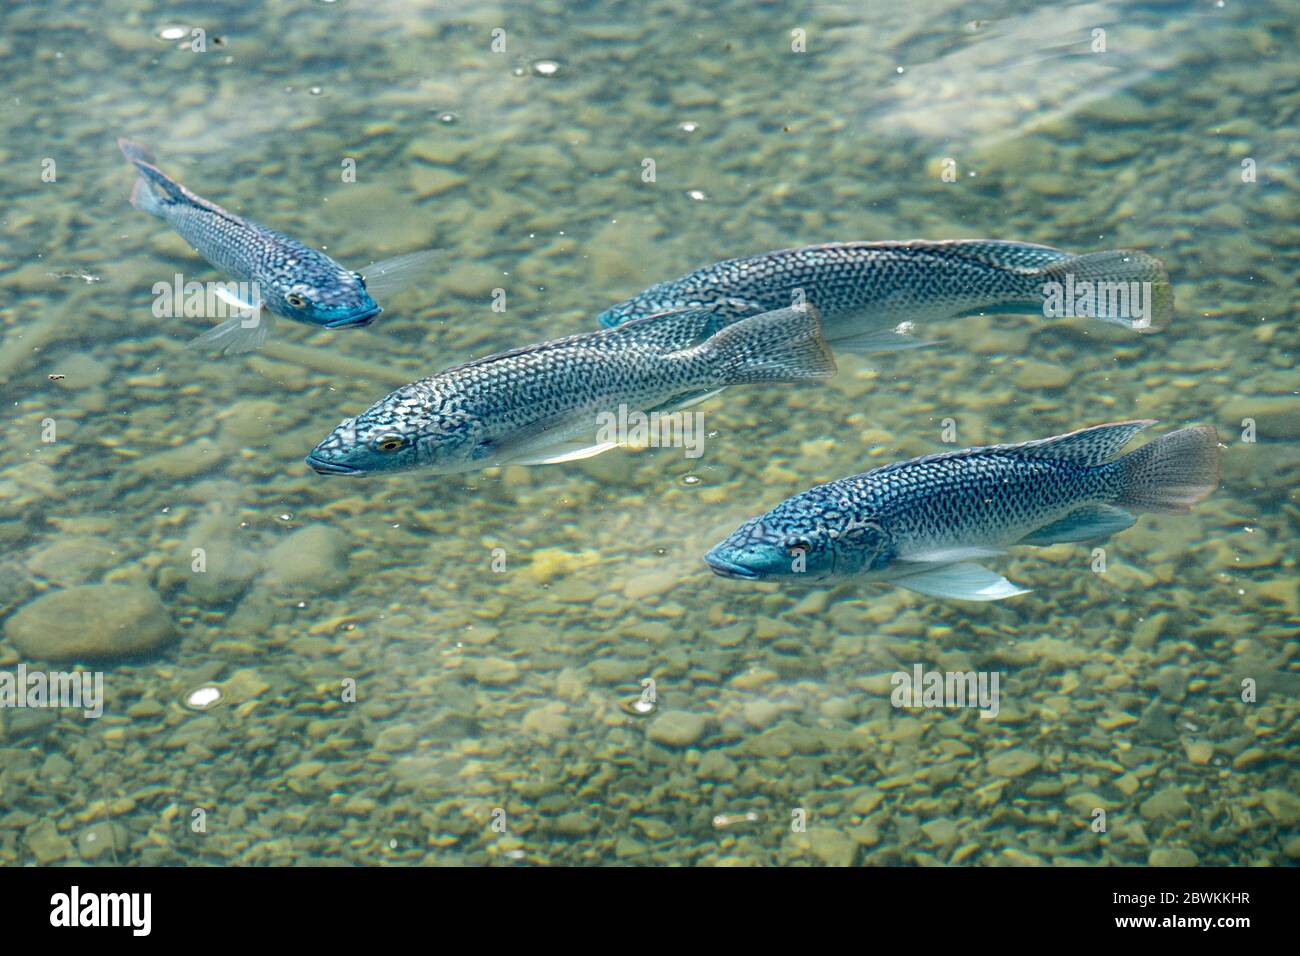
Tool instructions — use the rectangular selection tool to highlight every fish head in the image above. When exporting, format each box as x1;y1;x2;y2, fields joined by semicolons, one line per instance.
305;384;482;476
270;268;382;329
705;508;891;583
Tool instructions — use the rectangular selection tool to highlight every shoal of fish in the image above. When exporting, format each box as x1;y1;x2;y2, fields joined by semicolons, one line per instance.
118;140;1219;601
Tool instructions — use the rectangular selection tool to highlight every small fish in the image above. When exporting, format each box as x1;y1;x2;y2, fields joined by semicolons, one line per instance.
597;240;1173;352
705;420;1219;601
306;304;835;476
118;138;439;354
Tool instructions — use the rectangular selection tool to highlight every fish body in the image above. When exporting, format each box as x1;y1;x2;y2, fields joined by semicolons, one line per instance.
705;421;1219;601
306;305;835;476
118;138;439;353
597;240;1173;350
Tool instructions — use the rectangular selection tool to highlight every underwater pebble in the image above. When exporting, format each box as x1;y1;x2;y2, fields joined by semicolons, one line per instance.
1148;847;1198;867
374;723;419;752
264;525;350;591
5;583;175;661
647;711;708;747
26;824;73;864
986;748;1041;778
26;536;118;585
469;657;520;686
1260;789;1300;826
799;826;857;866
78;821;128;861
1140;786;1191;821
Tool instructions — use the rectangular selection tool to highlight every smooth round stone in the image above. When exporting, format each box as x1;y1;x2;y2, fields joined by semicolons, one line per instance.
26;537;118;586
647;711;708;747
264;525;350;591
5;584;175;661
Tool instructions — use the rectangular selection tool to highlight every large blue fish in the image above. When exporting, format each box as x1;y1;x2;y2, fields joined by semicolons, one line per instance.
705;421;1219;601
118;138;438;354
598;240;1173;352
306;305;834;477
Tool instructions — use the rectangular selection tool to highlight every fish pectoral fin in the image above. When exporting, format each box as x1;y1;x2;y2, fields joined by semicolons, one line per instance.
895;562;1030;602
1019;504;1136;546
186;312;275;355
645;388;726;413
211;284;262;314
503;439;621;466
362;248;447;299
829;323;942;355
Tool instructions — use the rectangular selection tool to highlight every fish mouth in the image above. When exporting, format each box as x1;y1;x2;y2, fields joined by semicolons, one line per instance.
325;305;382;329
305;453;363;476
704;551;762;580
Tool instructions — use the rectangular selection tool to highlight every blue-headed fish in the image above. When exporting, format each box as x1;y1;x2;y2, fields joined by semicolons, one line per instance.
118;138;438;354
705;421;1219;600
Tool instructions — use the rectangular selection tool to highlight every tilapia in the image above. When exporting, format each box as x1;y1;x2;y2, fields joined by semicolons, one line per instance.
598;240;1173;351
306;305;835;476
118;138;438;354
705;421;1219;601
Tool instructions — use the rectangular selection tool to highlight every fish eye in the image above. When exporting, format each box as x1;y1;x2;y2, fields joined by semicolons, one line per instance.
786;537;811;557
374;435;405;453
286;292;309;309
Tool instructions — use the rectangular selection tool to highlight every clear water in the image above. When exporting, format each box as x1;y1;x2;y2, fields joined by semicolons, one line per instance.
0;0;1296;866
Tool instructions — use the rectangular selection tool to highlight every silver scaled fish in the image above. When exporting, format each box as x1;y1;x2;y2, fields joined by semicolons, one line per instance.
118;138;438;354
597;240;1173;352
306;305;835;476
705;420;1219;601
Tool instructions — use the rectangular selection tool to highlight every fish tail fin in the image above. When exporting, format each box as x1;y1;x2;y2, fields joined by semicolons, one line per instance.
118;136;183;217
701;304;836;385
117;137;157;166
1114;425;1219;514
129;176;169;217
1035;249;1174;332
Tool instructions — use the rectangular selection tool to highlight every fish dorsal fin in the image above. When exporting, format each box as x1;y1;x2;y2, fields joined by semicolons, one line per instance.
1006;420;1156;465
876;420;1158;478
596;306;726;351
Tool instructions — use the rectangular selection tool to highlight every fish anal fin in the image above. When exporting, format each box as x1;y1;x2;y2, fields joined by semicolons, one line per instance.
1019;504;1135;546
896;562;1030;602
187;313;274;355
504;440;620;466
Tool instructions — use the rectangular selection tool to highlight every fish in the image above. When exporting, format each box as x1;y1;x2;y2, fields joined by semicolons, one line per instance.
306;304;836;476
704;420;1219;601
596;240;1174;352
117;138;440;354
